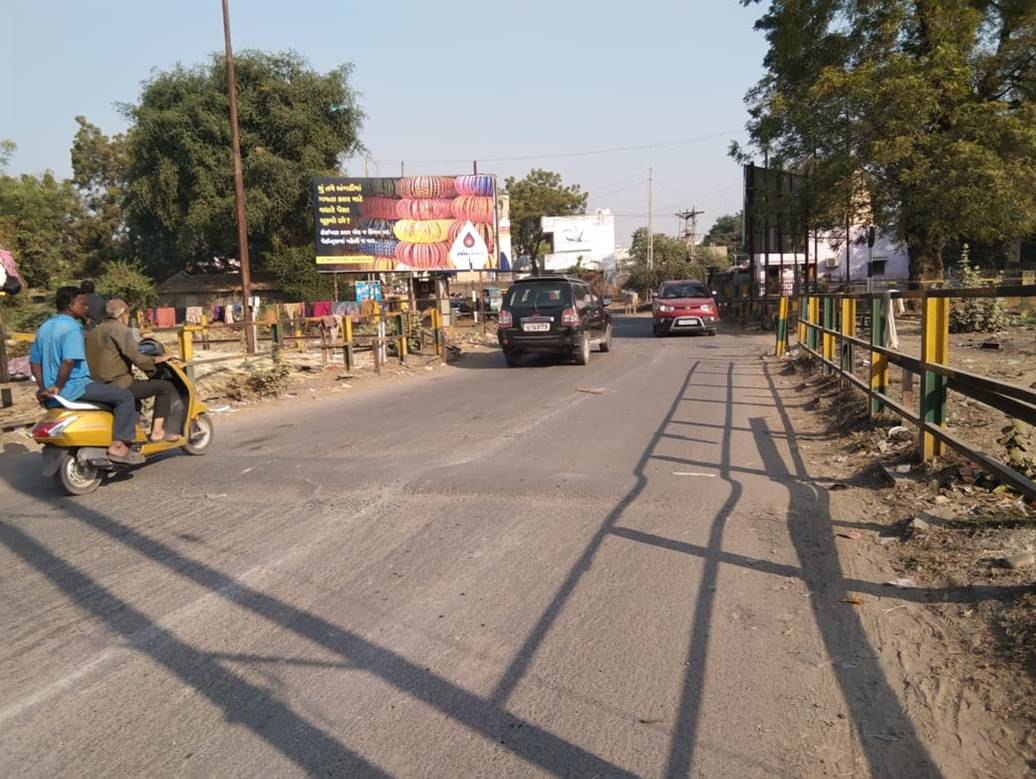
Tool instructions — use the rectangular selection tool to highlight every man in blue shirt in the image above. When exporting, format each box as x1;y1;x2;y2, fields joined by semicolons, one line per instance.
30;286;142;464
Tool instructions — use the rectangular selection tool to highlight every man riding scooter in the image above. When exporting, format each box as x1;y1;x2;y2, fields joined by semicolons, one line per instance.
86;298;180;442
29;287;143;464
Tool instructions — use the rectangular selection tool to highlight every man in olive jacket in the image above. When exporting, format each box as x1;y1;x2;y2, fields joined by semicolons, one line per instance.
86;298;180;442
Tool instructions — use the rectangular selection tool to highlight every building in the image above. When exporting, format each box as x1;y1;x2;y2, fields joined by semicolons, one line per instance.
749;226;910;292
540;210;617;274
155;271;286;309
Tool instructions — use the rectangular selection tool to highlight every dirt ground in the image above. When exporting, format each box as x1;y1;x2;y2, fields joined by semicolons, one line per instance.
775;351;1036;776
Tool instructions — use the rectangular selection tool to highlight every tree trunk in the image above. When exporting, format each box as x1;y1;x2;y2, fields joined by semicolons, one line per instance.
908;235;944;284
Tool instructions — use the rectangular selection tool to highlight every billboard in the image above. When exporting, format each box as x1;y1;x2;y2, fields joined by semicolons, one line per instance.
743;164;807;255
312;175;499;273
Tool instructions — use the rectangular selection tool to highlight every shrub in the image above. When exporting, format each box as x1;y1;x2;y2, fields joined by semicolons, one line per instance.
949;246;1008;333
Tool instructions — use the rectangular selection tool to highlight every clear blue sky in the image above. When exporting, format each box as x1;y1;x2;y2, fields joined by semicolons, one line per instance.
3;0;768;244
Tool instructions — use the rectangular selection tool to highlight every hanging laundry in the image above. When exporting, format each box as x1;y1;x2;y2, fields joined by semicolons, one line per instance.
282;302;304;320
313;300;333;317
304;302;315;318
224;305;236;324
185;306;204;324
154;307;177;328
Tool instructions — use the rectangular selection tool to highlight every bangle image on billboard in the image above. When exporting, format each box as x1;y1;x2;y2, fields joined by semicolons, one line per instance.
312;176;499;273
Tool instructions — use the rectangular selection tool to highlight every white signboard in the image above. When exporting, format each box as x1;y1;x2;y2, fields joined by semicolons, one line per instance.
449;220;490;270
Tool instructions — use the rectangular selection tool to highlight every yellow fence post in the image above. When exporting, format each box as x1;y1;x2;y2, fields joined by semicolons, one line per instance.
774;296;789;357
920;295;949;460
839;297;856;383
177;325;194;381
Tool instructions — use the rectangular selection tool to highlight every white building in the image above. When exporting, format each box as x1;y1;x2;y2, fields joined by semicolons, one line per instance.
540;210;616;274
750;225;910;291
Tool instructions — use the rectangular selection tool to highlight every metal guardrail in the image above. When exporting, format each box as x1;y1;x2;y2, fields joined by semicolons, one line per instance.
774;285;1036;500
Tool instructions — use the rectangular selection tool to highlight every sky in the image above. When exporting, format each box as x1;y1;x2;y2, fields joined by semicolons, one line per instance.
2;0;769;246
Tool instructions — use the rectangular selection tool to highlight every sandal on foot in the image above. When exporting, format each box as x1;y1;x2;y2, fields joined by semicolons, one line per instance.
108;450;145;465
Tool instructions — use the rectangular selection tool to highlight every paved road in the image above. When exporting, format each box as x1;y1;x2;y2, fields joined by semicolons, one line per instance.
0;316;938;777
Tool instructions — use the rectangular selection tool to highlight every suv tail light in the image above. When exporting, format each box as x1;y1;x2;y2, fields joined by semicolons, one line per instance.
31;416;77;439
498;309;512;328
561;307;579;327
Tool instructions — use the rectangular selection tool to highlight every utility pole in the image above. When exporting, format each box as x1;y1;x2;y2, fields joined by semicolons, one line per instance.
221;0;255;353
647;167;654;270
676;206;705;263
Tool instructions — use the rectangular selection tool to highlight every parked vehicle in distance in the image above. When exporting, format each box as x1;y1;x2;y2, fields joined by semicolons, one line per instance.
652;279;719;336
497;276;613;366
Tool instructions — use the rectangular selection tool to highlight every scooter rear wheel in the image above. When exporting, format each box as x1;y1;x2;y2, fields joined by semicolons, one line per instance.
55;451;102;495
181;413;214;456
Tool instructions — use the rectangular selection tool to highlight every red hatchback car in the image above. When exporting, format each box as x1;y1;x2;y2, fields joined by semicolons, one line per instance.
652;279;719;336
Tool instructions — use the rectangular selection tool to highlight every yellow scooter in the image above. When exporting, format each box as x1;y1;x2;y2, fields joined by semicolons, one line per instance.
31;338;214;495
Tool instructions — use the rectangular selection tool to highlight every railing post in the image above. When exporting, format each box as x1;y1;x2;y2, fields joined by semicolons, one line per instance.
200;314;210;350
809;296;820;352
293;318;304;351
869;297;888;416
839;297;856;385
343;315;354;371
397;312;407;363
797;296;808;343
774;296;789;357
822;297;835;375
920;293;949;460
177;325;195;381
270;321;282;364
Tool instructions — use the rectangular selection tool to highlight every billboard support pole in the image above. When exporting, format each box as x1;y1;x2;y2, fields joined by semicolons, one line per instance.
221;0;255;354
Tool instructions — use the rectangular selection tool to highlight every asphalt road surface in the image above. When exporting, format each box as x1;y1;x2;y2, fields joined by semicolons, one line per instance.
0;316;939;777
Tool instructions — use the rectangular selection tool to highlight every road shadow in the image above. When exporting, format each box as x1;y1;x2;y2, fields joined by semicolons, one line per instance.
483;347;948;775
0;462;636;776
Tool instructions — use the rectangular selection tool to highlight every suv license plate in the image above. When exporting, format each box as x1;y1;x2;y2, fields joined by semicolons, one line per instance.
523;322;550;332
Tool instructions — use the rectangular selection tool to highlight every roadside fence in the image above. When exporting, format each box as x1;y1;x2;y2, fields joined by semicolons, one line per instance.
773;284;1036;499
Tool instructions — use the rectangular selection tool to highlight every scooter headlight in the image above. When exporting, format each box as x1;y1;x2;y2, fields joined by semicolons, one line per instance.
31;416;78;439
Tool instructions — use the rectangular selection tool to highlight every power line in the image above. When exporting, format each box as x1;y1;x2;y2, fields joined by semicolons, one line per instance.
360;130;742;166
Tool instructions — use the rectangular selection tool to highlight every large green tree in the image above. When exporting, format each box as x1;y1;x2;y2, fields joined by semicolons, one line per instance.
738;0;1036;281
121;50;364;292
0;143;81;288
71;116;130;274
504;169;588;275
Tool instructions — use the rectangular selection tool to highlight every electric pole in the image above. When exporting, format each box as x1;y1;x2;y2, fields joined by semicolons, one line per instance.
221;0;254;353
647;167;654;270
675;206;705;263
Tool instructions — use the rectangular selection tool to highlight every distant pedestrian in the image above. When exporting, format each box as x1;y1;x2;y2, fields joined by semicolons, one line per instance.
81;280;107;330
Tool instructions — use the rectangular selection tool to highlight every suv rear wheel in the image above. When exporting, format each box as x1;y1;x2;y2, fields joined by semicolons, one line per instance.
503;349;522;367
599;323;612;352
573;331;590;365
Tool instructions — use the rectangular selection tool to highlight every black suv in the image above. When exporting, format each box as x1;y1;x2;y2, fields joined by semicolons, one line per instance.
497;276;613;367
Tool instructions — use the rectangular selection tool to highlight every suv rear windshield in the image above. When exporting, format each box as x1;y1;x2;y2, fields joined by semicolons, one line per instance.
661;283;710;299
506;283;572;309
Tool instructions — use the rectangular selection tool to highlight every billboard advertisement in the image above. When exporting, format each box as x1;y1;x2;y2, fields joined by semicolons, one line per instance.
312;175;499;273
743;164;807;255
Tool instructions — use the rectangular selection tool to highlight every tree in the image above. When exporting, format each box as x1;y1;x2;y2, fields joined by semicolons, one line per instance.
624;227;710;293
738;0;1036;281
0;165;81;289
71;116;130;274
504;169;587;275
703;212;743;261
120;50;364;283
96;260;157;309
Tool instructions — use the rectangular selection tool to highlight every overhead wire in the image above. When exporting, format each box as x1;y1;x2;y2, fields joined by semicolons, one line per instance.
362;130;742;166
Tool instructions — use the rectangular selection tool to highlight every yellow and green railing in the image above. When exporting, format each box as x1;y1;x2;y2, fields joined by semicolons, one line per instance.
774;285;1036;500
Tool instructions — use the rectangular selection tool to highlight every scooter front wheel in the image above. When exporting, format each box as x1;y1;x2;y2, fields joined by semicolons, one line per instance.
55;451;102;495
181;413;214;456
